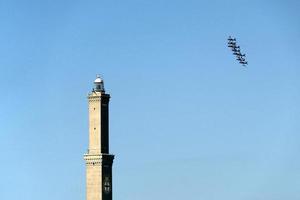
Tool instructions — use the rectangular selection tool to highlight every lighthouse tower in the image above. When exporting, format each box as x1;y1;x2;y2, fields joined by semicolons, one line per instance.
84;75;114;200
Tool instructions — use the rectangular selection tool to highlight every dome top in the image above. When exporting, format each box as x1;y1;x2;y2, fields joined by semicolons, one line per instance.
94;74;103;83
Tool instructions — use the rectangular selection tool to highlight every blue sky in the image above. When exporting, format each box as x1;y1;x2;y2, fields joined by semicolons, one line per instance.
0;0;299;200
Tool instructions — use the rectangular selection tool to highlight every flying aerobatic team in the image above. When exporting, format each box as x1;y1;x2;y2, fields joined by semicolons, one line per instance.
228;36;248;67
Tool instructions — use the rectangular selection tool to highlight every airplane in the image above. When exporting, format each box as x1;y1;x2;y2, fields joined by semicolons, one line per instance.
236;55;244;59
232;47;241;52
228;42;236;46
236;53;246;58
228;36;236;41
233;52;242;56
239;61;248;65
231;47;241;52
237;55;245;60
237;58;246;62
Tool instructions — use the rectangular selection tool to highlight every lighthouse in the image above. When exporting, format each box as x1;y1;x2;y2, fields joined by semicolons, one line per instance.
84;75;114;200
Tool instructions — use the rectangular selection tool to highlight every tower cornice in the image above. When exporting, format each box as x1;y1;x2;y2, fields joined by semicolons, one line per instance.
84;154;114;165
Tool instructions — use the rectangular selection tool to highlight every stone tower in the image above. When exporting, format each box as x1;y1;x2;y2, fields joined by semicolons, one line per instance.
84;75;114;200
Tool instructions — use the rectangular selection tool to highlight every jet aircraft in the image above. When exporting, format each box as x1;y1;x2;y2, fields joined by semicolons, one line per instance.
228;36;236;41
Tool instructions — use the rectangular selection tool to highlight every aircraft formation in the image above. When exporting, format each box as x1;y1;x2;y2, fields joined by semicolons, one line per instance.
228;36;248;66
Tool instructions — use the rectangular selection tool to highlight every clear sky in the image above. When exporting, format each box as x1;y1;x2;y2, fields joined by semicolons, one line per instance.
0;0;299;200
